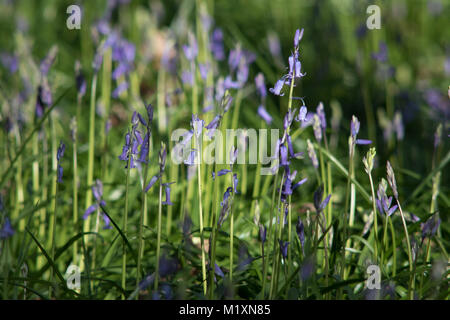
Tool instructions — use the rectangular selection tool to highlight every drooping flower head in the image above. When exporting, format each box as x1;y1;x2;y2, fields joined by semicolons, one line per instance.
269;28;306;96
313;185;331;214
350;115;372;146
278;240;290;259
375;179;397;217
421;214;441;242
57;141;65;183
0;217;14;239
83;179;111;229
296;217;305;254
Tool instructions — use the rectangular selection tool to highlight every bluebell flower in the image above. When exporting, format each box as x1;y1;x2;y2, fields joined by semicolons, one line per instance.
278;240;289;259
35;81;52;118
199;63;209;80
257;105;272;125
211;28;225;61
162;182;175;206
313;115;322;142
286;134;303;159
297;105;308;122
40;46;58;77
259;224;267;244
212;169;231;180
183;149;197;166
183;33;198;62
0;217;14;239
316;102;326;129
306;139;319;169
269;28;306;96
218;187;233;228
83;180;111;229
313;185;331;213
421;214;441;242
372;41;388;63
350;115;372;145
0;52;18;74
145;175;160;193
158;254;179;277
112;81;128;98
191;114;204;138
75;61;86;98
215;263;225;278
57;140;65;183
296;217;305;254
255;73;267;98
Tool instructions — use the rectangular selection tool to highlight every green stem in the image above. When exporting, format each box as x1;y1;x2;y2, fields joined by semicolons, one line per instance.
121;125;135;299
83;74;97;267
154;180;163;292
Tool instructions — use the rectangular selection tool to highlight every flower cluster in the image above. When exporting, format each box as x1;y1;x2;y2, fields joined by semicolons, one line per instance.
119;105;153;169
269;28;306;96
83;179;111;229
375;179;397;217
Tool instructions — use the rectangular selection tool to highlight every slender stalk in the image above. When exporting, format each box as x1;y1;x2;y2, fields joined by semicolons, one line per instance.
154;179;163;292
49;116;58;298
208;162;220;299
83;73;98;264
368;173;378;262
262;170;278;299
137;126;151;292
395;200;414;299
197;144;207;295
121;125;135;299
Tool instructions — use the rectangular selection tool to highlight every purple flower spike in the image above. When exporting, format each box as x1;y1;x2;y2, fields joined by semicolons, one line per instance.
421;214;441;241
294;28;304;48
83;179;110;230
56;141;65;183
296;217;305;254
316;102;326;129
257;105;272;125
75;61;86;97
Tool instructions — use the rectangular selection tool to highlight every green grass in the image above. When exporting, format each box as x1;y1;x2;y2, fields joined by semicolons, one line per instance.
0;0;448;300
